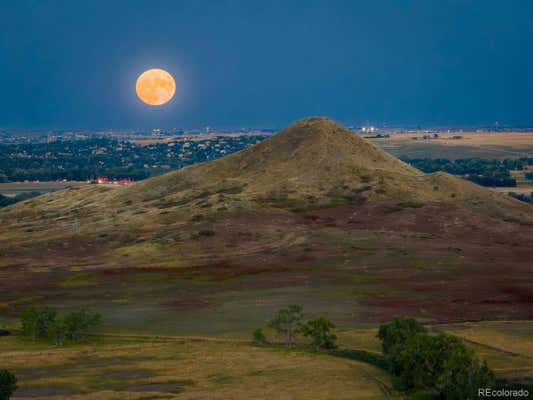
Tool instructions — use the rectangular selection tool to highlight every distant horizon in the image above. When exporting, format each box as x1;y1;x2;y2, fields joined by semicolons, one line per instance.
2;120;533;134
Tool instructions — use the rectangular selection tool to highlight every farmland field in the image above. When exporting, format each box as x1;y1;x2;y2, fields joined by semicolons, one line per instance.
370;131;533;159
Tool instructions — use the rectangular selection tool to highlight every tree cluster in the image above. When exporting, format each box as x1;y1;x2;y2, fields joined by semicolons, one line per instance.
378;317;495;399
253;305;337;350
20;307;101;346
403;157;533;187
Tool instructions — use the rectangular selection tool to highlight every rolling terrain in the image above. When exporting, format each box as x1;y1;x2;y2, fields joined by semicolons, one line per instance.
0;117;532;332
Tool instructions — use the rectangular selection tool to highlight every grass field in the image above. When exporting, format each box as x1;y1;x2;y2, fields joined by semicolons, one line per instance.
434;321;533;384
0;333;395;400
370;131;533;159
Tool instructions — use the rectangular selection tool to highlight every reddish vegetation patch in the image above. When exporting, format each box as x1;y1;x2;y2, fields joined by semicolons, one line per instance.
1;202;532;325
306;202;531;247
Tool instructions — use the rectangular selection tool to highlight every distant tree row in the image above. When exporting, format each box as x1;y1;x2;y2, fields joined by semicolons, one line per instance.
403;157;533;187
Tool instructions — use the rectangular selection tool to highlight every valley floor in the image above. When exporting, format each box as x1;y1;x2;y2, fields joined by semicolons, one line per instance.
1;321;532;400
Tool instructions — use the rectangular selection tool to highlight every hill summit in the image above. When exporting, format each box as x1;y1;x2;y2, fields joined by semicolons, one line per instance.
0;117;530;256
128;117;426;206
125;117;523;212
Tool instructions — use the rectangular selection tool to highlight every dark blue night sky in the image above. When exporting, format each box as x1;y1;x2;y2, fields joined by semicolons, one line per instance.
1;0;532;129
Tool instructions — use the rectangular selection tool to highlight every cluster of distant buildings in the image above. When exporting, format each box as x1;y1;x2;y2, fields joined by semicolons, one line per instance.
93;177;134;185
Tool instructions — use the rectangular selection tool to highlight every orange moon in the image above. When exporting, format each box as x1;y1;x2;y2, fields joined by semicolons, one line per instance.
135;68;176;106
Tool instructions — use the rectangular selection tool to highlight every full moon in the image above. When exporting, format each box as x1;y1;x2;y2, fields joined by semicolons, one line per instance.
136;68;176;106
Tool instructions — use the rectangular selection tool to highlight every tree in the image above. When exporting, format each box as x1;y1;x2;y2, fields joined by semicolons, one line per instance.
20;307;101;345
20;306;57;340
301;317;337;350
48;319;67;346
49;309;101;345
62;309;101;342
0;370;17;400
269;305;304;348
377;316;426;374
252;328;268;345
396;333;495;399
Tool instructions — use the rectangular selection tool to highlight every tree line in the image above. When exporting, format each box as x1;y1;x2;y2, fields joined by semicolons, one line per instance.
404;157;533;187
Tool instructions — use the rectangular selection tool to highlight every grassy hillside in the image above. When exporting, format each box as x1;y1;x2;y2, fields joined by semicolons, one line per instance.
0;117;532;330
0;118;529;250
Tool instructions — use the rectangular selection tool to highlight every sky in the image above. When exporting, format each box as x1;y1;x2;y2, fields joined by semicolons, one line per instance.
1;0;533;129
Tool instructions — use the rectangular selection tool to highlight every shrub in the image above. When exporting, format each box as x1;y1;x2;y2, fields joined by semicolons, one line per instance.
269;305;304;348
252;328;268;345
301;317;337;350
377;316;426;374
0;370;17;400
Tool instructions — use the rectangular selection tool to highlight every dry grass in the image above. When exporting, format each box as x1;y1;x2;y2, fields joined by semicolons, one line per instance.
2;321;533;399
491;186;533;194
371;131;533;160
0;335;395;400
435;321;533;382
381;131;533;146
